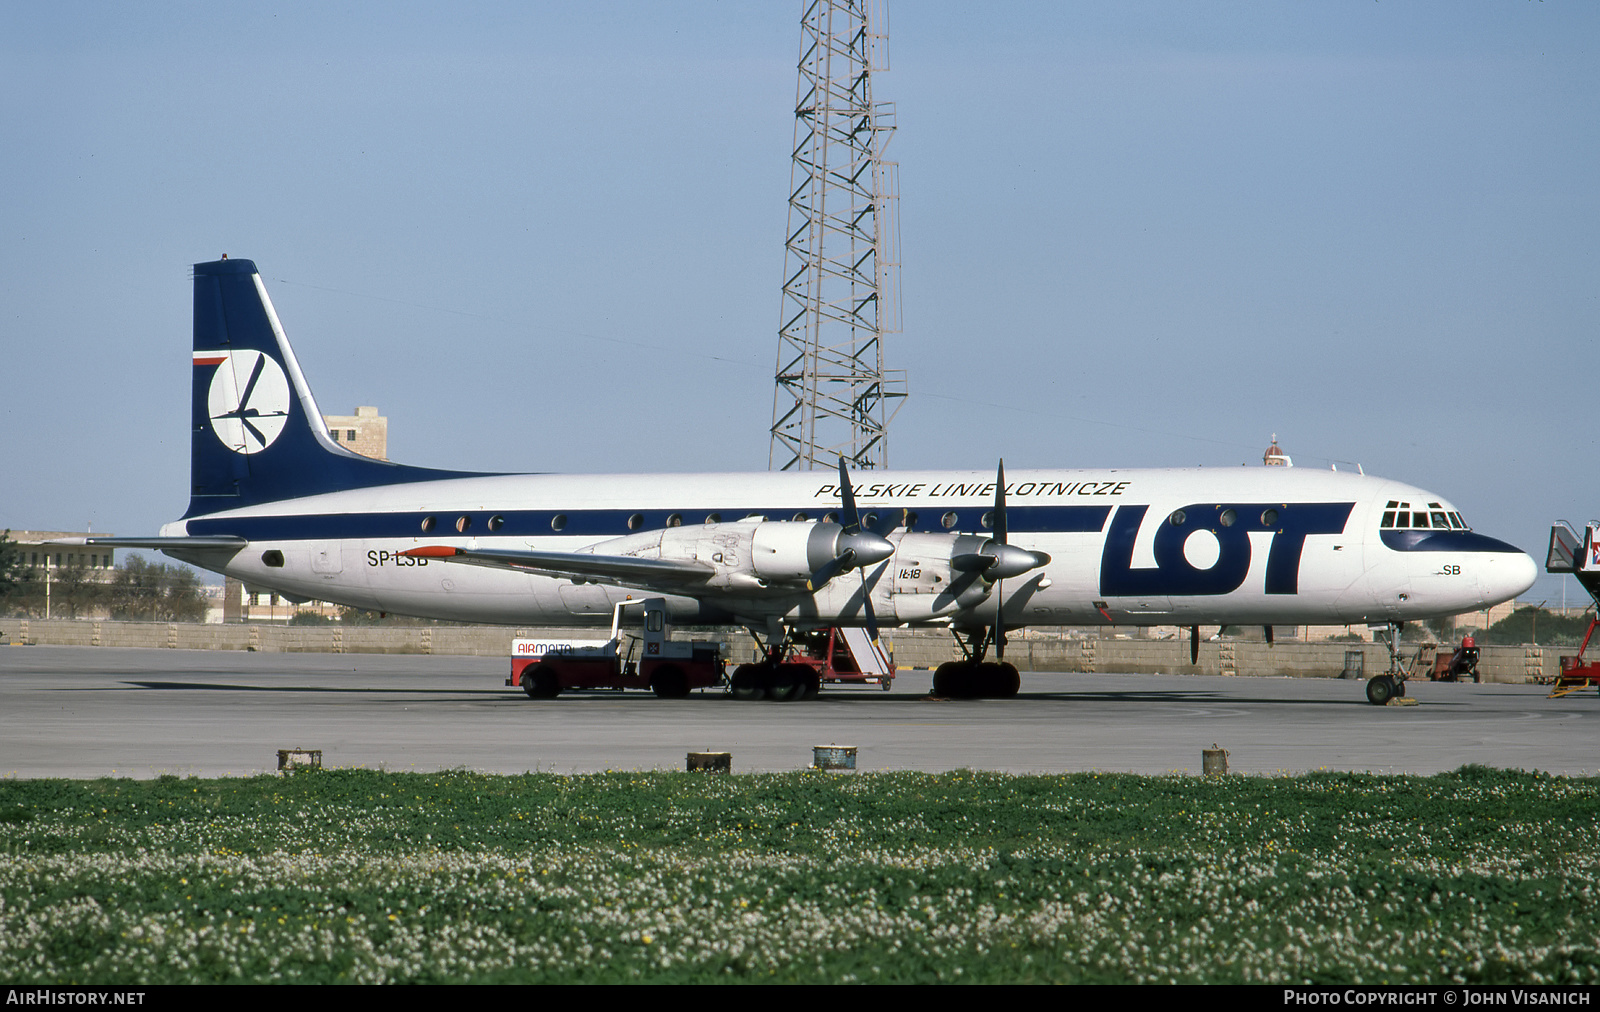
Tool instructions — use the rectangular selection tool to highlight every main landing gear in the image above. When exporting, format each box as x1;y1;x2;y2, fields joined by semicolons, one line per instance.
931;628;1021;699
728;631;820;702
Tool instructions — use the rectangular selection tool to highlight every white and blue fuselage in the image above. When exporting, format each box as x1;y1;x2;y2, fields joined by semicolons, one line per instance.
159;465;1535;631
108;258;1533;636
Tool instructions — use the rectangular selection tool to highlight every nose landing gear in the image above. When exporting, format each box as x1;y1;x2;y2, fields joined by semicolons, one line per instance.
1366;622;1412;706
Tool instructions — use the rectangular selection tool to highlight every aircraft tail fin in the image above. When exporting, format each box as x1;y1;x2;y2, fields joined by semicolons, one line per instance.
186;258;478;516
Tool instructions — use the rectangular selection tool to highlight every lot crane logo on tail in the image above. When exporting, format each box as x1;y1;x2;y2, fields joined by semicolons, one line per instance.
196;349;290;454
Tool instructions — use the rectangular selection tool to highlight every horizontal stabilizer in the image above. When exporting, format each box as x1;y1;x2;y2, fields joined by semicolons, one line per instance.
401;545;712;589
46;535;249;550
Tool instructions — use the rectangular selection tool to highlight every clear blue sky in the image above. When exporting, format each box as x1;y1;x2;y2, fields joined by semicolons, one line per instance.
3;2;1596;604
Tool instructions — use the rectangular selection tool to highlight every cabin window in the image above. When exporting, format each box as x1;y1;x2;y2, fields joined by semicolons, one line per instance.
666;513;682;527
705;513;721;524
1168;509;1187;527
551;514;567;532
1381;511;1396;528
864;512;879;528
455;516;471;533
1219;508;1237;528
941;511;959;529
487;515;504;531
420;516;436;532
980;511;994;530
627;513;644;531
905;511;919;528
1261;508;1279;528
824;511;840;524
791;512;808;522
1431;512;1449;529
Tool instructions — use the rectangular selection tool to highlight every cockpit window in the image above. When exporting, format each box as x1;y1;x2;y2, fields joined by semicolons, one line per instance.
1380;500;1471;531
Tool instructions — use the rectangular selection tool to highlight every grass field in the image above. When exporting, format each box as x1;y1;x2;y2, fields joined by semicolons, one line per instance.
1;767;1597;984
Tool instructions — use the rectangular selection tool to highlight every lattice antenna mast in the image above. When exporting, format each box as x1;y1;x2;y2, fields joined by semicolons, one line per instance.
769;0;906;471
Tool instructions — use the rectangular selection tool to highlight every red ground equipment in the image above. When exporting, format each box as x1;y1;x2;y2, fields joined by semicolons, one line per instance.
787;627;896;690
1429;635;1480;682
1544;521;1600;698
507;598;724;699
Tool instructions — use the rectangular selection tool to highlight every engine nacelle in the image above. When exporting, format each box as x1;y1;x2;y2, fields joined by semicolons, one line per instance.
584;520;847;590
889;533;995;622
750;522;846;583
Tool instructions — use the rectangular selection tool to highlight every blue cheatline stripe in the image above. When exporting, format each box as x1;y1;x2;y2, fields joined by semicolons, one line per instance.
1380;530;1524;554
183;505;1115;542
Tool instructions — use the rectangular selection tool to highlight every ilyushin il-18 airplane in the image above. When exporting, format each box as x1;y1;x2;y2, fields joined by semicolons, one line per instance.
72;257;1538;705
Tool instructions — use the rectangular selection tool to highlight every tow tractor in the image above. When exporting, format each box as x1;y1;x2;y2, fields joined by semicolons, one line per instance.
508;597;724;699
1544;521;1600;698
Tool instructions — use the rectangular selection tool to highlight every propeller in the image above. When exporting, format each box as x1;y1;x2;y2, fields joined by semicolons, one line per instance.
806;457;900;643
947;460;1052;661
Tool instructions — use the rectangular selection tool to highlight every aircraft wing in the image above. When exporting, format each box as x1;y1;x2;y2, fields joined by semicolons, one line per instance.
401;545;713;592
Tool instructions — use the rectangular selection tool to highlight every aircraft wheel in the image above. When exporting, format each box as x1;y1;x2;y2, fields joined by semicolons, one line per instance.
1394;678;1407;698
650;665;689;699
932;661;959;697
523;665;561;699
998;662;1021;697
1365;675;1394;706
940;661;982;699
766;664;805;702
729;664;765;701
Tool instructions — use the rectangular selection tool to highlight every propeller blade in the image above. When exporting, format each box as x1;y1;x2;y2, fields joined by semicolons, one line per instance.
805;548;856;592
994;458;1008;546
837;457;862;534
993;459;1007;660
861;577;880;643
1191;626;1200;665
869;506;905;538
951;552;998;573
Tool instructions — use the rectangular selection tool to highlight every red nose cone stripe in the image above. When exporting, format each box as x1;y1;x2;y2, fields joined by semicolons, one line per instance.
400;546;460;558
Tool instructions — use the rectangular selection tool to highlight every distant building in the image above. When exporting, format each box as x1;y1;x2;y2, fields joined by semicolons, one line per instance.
322;405;387;460
1263;434;1292;467
5;531;115;572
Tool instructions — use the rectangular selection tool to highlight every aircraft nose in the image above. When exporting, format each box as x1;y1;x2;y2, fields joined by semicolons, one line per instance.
1484;550;1538;604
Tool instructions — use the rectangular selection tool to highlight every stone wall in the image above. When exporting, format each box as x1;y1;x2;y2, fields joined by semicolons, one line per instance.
0;618;1565;684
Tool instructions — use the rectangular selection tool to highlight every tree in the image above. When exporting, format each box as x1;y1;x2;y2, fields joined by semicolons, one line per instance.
105;556;205;622
1483;606;1593;646
0;531;20;601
